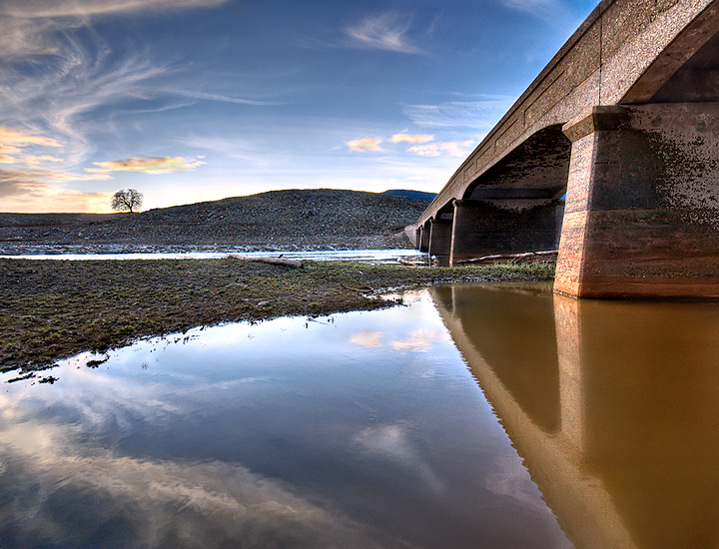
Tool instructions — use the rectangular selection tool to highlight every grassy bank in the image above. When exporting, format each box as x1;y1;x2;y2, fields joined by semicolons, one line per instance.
1;258;555;374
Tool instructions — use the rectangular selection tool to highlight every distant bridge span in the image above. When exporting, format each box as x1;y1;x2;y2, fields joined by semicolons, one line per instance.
410;0;719;299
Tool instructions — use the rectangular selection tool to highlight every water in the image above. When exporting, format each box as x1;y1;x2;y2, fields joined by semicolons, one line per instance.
0;249;427;264
432;284;719;548
2;285;719;547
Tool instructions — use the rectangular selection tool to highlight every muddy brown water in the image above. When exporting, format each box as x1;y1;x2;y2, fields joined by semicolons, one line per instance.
0;284;717;548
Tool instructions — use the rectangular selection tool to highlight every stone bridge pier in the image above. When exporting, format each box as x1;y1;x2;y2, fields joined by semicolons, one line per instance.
556;104;719;298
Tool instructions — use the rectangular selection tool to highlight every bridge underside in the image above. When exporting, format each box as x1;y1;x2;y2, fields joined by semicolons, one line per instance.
417;4;719;298
425;126;570;267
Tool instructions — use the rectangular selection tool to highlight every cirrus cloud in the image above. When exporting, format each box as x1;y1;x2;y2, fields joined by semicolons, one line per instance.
88;156;205;175
0;0;228;19
345;12;423;54
391;133;434;144
408;140;474;158
0;168;111;212
346;138;383;152
0;127;63;164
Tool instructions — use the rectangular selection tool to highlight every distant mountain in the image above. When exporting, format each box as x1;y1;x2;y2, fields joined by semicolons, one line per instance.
383;190;437;202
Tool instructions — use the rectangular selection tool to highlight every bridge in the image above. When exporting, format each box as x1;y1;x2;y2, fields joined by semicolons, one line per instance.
409;0;719;299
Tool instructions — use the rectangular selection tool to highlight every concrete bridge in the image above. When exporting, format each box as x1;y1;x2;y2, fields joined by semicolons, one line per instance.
410;0;719;299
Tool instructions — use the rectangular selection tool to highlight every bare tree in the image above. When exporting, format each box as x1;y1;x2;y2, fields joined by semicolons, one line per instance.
111;189;143;213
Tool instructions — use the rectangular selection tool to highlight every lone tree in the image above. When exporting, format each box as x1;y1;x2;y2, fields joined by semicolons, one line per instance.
111;189;143;213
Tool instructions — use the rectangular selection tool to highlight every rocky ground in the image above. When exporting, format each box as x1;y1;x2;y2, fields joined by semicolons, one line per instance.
0;189;428;254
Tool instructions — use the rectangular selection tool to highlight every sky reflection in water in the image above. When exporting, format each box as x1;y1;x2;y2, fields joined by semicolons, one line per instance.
0;290;568;548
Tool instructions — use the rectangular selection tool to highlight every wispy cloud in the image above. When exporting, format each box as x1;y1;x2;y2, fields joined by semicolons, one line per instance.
0;0;228;19
0;0;226;212
345;12;423;54
89;156;205;175
0;169;111;212
0;127;63;165
162;89;282;107
408;140;474;158
391;133;434;144
347;137;383;152
499;0;569;24
402;97;514;129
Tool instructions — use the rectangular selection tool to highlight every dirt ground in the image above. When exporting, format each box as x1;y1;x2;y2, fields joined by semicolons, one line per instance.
0;257;555;376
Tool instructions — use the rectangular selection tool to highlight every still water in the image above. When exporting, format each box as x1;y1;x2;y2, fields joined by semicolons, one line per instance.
0;249;426;264
1;285;718;547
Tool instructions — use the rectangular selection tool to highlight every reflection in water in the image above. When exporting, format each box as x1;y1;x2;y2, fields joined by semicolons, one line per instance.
0;292;569;548
431;284;719;549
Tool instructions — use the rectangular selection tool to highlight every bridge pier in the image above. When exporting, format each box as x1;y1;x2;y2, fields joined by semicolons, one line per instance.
418;224;430;253
449;199;562;265
555;105;719;299
428;219;452;266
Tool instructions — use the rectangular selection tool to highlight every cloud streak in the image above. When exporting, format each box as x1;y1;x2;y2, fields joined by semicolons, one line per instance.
0;0;227;212
408;140;474;158
499;0;571;25
162;89;282;107
347;137;383;152
345;12;423;54
89;156;205;175
0;0;228;19
391;133;434;144
402;97;515;129
0;127;64;165
0;169;110;212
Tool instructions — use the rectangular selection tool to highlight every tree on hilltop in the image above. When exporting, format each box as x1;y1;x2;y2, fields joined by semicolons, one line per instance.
111;189;143;213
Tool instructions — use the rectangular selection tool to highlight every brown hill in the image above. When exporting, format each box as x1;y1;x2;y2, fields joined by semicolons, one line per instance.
0;189;427;254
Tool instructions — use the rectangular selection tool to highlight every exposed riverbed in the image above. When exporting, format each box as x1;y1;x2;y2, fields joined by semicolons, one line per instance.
0;258;554;374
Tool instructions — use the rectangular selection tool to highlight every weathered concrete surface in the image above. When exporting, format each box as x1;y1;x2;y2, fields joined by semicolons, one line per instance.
555;103;719;298
412;0;719;298
428;219;452;266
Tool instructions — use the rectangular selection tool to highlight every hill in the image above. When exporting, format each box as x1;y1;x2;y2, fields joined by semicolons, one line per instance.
0;189;428;254
383;189;437;202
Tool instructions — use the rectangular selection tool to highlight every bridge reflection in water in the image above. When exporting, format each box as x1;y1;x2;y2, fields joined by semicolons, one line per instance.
430;285;719;549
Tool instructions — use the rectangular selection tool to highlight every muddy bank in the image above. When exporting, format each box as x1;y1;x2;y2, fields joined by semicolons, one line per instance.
0;258;555;375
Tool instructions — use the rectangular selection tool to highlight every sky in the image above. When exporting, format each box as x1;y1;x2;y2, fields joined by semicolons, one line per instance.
0;0;599;213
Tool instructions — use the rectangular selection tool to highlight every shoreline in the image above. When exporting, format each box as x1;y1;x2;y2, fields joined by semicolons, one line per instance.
1;257;555;375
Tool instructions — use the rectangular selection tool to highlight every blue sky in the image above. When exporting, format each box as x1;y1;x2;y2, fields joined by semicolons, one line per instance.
0;0;598;212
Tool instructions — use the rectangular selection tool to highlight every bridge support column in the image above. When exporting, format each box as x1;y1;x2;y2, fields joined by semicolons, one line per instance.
555;105;719;299
418;225;430;253
450;199;561;265
428;219;452;266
